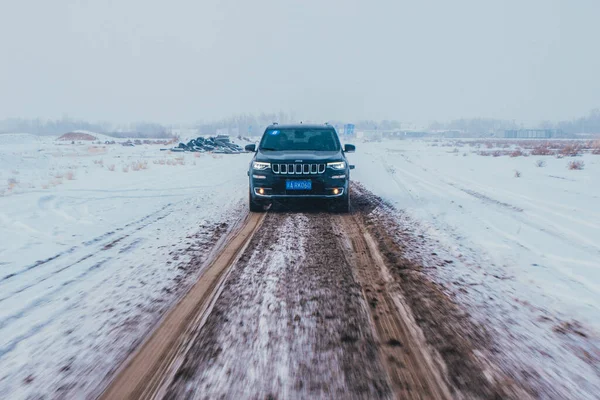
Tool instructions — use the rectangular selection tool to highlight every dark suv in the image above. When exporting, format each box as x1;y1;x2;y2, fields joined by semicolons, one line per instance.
245;124;355;212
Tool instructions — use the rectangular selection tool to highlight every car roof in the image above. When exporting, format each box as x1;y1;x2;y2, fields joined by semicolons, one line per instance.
265;123;335;130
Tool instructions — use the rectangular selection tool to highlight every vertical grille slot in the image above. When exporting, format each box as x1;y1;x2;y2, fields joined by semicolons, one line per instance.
271;163;327;175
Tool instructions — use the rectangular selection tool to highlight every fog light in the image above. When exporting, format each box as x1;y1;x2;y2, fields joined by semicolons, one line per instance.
252;174;266;179
333;188;340;195
258;188;265;195
332;175;346;179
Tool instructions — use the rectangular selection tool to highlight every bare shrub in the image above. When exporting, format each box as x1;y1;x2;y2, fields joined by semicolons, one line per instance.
65;171;75;180
108;164;116;171
531;145;554;156
556;153;564;159
7;178;18;190
535;160;546;167
510;149;524;157
568;160;585;170
93;159;104;166
492;150;502;157
560;144;581;157
122;165;129;173
592;140;600;155
131;161;148;171
514;170;522;178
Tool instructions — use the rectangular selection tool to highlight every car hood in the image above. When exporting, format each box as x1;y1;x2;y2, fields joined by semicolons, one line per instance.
256;150;342;163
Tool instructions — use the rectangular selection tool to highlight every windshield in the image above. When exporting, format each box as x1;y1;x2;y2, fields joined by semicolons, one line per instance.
259;128;340;151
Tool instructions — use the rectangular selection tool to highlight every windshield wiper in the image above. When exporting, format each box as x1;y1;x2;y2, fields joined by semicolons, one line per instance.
260;147;278;151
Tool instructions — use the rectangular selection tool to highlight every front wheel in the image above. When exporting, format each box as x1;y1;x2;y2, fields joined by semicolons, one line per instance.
332;193;350;213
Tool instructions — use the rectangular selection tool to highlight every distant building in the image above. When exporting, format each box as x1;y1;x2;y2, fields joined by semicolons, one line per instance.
383;131;428;139
503;129;561;139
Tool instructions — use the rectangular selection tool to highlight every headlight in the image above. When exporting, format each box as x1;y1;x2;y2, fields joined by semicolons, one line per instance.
252;161;271;170
327;161;346;170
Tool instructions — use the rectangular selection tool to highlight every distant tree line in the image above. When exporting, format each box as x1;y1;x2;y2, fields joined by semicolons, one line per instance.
429;109;600;136
550;109;600;135
0;118;172;138
195;112;404;136
3;109;598;138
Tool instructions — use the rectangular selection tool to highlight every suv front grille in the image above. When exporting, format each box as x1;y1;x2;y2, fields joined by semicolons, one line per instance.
272;163;326;175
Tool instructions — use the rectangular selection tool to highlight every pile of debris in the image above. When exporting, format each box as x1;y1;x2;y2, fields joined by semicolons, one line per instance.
167;135;246;154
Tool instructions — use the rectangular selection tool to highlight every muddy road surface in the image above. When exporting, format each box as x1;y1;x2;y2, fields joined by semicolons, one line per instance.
101;187;529;399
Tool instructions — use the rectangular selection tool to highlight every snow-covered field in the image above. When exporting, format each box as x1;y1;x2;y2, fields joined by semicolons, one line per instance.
0;134;251;398
2;133;600;398
350;139;600;397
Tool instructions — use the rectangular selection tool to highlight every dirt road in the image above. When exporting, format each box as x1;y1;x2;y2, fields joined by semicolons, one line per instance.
100;186;528;399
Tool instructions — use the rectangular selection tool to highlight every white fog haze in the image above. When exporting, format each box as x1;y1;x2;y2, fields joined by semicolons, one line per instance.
3;2;600;399
1;0;599;124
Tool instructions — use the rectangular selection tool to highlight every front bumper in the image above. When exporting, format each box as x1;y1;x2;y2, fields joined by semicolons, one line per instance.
253;187;345;199
250;173;348;199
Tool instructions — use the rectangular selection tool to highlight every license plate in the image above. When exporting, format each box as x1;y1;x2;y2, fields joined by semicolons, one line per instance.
286;180;312;190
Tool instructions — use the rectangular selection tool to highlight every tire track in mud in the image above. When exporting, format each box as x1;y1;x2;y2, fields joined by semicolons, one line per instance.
99;212;266;400
162;211;392;399
332;213;452;400
100;187;529;399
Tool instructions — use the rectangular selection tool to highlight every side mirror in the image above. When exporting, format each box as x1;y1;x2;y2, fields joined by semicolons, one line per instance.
245;144;256;152
344;144;356;153
349;165;356;170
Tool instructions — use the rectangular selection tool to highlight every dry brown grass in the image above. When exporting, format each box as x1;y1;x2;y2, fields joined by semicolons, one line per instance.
165;157;185;166
122;165;129;173
559;144;581;157
65;171;75;180
87;146;107;155
108;164;116;171
7;178;18;190
531;145;554;156
568;160;585;170
131;161;148;171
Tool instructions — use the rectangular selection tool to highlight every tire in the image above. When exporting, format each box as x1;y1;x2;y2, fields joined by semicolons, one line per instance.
333;193;350;213
249;189;265;212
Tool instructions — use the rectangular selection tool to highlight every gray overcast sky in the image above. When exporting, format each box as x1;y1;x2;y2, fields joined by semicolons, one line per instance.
1;0;599;124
